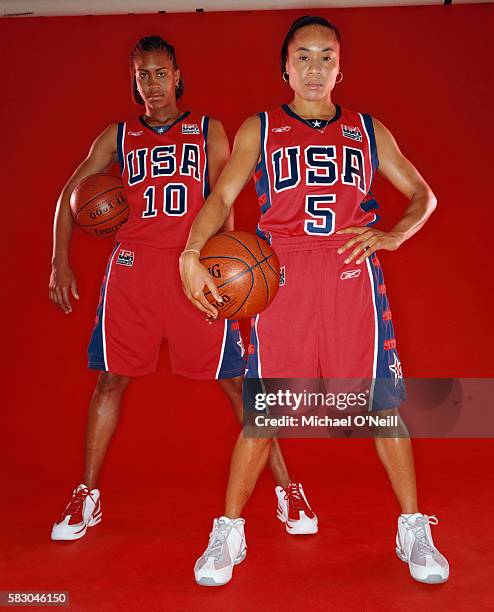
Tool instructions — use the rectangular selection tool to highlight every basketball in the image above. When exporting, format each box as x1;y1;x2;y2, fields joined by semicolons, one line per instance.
70;173;129;238
200;231;280;319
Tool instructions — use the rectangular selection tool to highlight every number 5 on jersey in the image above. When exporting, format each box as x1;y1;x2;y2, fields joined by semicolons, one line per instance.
304;194;336;235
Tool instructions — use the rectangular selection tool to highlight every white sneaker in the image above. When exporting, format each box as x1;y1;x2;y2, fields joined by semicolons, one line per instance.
194;516;247;586
396;513;449;583
276;483;318;535
51;484;102;541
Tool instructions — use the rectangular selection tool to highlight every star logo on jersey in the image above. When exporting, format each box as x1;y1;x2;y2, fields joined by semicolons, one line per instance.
311;120;323;128
127;130;143;136
272;125;292;133
182;123;200;135
341;125;363;142
156;126;167;134
388;354;403;387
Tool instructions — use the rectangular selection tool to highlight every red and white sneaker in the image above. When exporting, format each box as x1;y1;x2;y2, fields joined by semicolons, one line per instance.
51;484;102;541
275;482;318;535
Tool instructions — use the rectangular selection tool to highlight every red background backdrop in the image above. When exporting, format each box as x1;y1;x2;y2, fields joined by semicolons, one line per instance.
1;5;493;610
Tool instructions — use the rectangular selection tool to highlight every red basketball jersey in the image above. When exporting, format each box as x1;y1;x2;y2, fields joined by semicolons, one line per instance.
115;111;210;248
253;105;379;242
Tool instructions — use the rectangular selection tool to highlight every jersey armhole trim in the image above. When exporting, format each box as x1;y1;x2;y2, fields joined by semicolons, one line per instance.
202;115;210;199
254;112;273;243
362;114;379;176
259;111;270;174
116;122;125;175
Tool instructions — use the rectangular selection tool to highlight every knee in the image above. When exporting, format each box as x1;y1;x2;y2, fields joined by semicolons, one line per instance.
218;376;243;401
95;372;130;397
241;431;273;452
372;407;409;439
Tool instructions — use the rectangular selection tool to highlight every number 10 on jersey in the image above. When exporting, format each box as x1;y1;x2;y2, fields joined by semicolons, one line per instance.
142;184;188;218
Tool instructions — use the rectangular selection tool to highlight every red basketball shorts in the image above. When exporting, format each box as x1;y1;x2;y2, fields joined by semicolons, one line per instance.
88;243;245;379
245;236;405;410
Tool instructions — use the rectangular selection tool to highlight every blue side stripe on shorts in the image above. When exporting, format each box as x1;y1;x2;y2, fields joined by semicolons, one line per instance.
245;315;261;379
87;243;119;370
368;255;406;409
217;320;245;379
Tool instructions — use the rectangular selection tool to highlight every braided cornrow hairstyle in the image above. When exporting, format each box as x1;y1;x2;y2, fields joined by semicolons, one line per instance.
130;35;184;104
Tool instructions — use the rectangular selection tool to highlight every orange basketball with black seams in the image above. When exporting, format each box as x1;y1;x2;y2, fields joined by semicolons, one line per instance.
200;231;280;320
70;173;129;238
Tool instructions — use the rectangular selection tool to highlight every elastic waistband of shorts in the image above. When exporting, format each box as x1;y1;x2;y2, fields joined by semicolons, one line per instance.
271;234;350;252
115;240;183;252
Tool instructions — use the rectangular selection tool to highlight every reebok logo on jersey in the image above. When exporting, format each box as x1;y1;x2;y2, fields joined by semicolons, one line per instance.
341;125;362;142
116;249;134;267
182;123;200;135
340;269;361;280
279;266;286;286
272;126;292;133
127;130;143;136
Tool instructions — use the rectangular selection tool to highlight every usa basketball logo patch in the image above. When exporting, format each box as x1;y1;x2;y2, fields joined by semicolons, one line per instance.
182;123;200;135
341;125;362;142
116;249;134;267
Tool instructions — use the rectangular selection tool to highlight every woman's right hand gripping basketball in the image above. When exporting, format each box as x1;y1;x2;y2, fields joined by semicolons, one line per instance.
179;115;262;321
49;259;79;314
179;251;222;320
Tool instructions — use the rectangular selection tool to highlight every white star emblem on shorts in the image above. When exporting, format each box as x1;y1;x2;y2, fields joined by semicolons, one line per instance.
389;354;403;387
312;120;322;128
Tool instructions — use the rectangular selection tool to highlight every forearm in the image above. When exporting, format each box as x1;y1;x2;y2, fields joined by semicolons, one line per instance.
221;207;234;232
52;192;74;265
391;189;437;245
186;193;231;252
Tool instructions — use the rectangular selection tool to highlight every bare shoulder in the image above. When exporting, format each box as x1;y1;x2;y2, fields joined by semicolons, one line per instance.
206;117;227;138
207;115;260;137
96;123;119;146
234;114;261;148
239;114;261;133
89;123;119;158
371;116;400;150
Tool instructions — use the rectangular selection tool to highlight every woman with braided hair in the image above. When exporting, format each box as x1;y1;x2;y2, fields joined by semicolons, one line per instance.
49;35;313;542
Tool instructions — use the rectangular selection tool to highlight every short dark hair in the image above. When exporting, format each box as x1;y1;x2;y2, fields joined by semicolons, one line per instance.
130;35;184;104
280;16;341;76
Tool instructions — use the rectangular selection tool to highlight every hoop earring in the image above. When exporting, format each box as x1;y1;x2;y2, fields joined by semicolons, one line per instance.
282;71;289;83
336;72;344;84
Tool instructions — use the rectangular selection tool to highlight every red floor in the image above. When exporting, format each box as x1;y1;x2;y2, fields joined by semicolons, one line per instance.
2;432;493;611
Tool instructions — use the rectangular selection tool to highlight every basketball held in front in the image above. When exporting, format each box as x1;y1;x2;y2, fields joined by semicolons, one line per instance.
200;231;280;320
